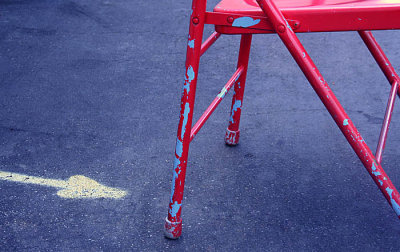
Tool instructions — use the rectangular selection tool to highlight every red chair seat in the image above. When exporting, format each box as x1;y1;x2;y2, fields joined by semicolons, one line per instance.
214;0;400;33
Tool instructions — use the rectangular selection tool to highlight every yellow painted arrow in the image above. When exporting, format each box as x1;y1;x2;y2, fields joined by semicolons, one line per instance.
0;170;127;199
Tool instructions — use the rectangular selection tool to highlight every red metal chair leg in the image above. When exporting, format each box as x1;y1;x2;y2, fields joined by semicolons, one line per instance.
225;34;252;145
357;31;400;164
256;0;400;217
358;31;400;92
164;0;206;239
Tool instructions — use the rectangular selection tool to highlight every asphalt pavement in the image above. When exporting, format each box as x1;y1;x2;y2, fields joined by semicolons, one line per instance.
1;0;400;251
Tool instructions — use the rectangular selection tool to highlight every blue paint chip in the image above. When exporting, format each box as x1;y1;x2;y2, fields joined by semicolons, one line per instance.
188;39;195;49
371;162;377;171
169;201;182;217
170;157;181;202
372;171;381;177
186;66;195;83
285;20;293;31
182;66;195;95
343;119;349;126
229;100;242;124
183;82;190;95
173;156;180;170
181;102;191;139
386;187;400;216
175;138;183;157
232;17;260;28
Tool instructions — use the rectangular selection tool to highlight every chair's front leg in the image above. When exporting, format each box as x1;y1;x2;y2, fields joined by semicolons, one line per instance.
164;1;206;239
225;34;252;145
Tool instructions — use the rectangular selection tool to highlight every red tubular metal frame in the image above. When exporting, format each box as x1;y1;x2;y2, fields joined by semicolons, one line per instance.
358;30;400;163
164;0;207;239
165;0;400;239
225;34;252;145
200;31;221;56
255;0;400;220
376;80;398;164
190;66;244;141
359;31;400;87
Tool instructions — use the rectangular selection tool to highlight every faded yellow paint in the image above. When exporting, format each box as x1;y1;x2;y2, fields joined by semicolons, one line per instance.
381;0;399;4
0;171;127;199
381;0;399;3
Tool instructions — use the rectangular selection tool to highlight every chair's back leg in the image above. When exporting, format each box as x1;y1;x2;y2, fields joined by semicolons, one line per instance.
358;31;400;164
164;0;207;239
256;0;400;217
225;34;252;145
358;31;400;88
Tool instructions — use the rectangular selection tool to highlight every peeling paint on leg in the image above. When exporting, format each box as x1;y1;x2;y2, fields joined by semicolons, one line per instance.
386;187;400;216
371;161;377;171
379;180;383;186
343;119;349;126
232;17;260;28
230;100;242;124
181;102;191;139
175;138;183;157
183;66;195;95
170;157;181;203
372;171;381;177
169;201;182;217
188;39;195;49
186;66;195;83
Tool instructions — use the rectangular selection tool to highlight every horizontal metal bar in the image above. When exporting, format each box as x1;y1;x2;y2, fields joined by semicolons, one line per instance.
200;32;221;56
190;66;244;141
204;12;297;34
376;81;399;164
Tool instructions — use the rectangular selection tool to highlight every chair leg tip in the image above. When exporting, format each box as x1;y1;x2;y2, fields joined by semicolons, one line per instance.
164;217;182;239
225;129;240;146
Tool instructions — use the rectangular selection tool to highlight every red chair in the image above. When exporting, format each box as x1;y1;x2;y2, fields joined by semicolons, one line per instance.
164;0;400;239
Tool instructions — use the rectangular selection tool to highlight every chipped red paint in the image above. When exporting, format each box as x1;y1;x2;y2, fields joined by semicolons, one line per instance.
166;0;400;239
164;217;182;239
225;34;252;146
165;0;207;239
225;129;240;145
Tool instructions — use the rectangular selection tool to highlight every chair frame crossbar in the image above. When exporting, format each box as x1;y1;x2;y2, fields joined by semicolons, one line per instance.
164;0;400;239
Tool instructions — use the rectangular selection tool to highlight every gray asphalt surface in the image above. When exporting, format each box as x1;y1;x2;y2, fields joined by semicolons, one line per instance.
1;0;400;251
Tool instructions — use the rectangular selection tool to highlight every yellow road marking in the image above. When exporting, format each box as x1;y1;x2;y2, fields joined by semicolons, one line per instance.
0;171;127;199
